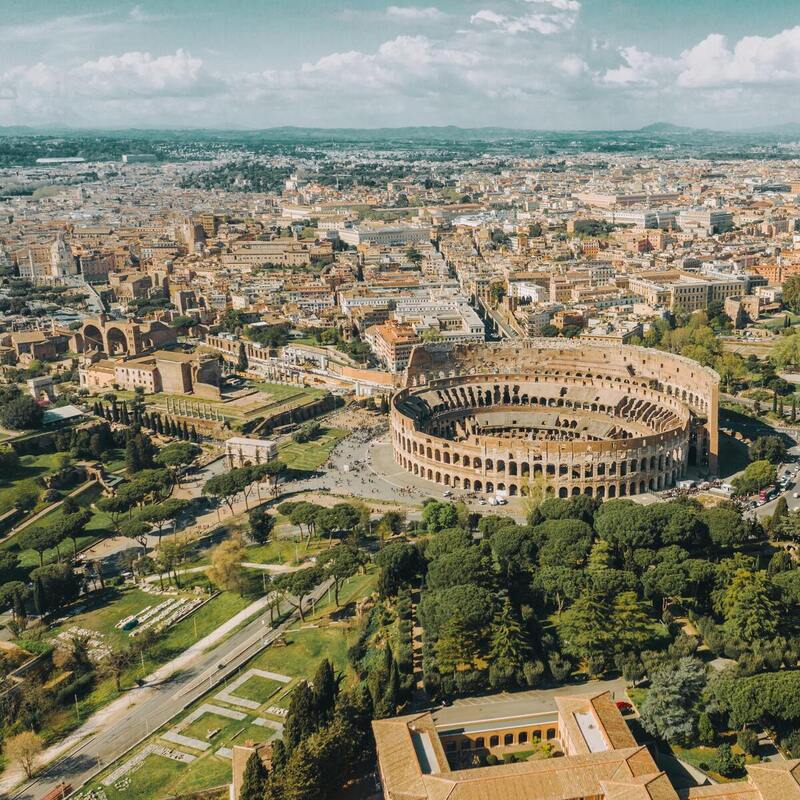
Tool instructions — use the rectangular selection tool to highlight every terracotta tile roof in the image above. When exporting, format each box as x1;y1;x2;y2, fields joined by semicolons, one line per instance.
746;760;800;800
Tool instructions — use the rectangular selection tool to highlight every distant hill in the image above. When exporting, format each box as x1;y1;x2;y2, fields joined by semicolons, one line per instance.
638;122;696;133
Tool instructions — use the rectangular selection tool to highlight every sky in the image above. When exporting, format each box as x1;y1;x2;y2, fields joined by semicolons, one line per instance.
1;0;800;130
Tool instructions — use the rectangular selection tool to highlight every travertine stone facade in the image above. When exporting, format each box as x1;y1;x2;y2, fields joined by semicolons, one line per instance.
391;340;719;499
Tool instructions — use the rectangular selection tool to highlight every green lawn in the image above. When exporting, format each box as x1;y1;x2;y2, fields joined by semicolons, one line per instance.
249;381;325;404
1;482;113;569
182;712;248;745
759;314;800;330
0;451;68;515
244;537;323;566
278;427;348;472
230;675;283;705
101;751;230;800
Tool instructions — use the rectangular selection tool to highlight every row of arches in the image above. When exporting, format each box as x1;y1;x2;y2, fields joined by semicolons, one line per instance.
397;454;686;497
444;727;558;754
395;429;684;480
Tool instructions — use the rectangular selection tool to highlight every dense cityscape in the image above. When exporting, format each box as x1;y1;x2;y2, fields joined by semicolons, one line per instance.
3;3;800;800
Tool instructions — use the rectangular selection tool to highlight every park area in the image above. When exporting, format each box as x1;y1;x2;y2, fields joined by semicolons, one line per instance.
0;482;114;569
278;426;348;472
81;566;377;800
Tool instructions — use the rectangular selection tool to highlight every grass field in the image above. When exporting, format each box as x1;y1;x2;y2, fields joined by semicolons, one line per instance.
249;381;326;404
231;675;283;705
101;751;230;800
244;537;324;566
0;451;66;515
278;426;348;472
182;712;248;744
1;482;113;569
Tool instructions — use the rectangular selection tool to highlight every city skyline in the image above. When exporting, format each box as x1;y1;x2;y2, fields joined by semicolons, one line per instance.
1;0;800;130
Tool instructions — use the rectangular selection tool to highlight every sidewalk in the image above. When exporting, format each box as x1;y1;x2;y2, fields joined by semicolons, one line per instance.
141;562;299;583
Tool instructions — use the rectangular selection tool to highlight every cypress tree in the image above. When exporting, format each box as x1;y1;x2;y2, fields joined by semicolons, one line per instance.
121;403;130;425
240;751;268;800
283;681;317;752
32;577;45;616
793;396;797;423
780;398;785;418
773;392;778;413
190;425;198;442
312;659;337;722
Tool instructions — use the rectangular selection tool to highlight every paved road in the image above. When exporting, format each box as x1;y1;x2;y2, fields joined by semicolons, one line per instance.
751;450;800;520
9;578;333;800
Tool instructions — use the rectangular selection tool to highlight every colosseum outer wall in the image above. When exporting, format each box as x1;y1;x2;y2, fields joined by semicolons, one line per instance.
390;340;719;500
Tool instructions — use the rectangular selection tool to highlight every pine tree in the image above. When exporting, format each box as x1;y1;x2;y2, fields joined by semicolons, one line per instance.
587;539;612;583
612;591;652;652
488;597;530;671
240;751;268;800
559;590;613;668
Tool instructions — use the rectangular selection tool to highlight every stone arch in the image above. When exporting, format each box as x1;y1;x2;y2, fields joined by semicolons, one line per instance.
106;326;129;355
83;323;104;352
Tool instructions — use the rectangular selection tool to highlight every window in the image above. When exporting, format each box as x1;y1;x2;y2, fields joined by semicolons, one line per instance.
519;732;528;744
475;737;485;749
490;735;499;747
547;728;556;740
504;734;514;745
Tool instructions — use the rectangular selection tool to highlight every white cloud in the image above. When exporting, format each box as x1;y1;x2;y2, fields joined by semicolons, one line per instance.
677;27;800;88
559;55;588;77
526;0;581;11
601;26;800;91
386;6;446;21
470;0;580;35
0;49;221;113
601;46;676;86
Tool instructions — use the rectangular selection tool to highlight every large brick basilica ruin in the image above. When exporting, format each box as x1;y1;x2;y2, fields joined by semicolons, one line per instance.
390;340;719;499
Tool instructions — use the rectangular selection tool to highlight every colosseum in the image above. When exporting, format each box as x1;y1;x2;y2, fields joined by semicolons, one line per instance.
390;340;719;500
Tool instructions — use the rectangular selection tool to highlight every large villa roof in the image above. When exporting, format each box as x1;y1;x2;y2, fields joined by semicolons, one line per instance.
373;691;800;800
